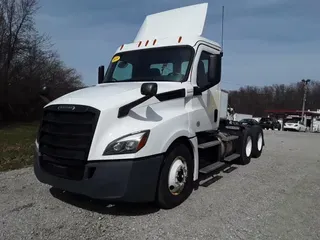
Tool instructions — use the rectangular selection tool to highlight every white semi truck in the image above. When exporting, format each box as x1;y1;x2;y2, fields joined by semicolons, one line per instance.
34;3;265;209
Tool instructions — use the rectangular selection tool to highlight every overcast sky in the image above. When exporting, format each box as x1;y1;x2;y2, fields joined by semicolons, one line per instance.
35;0;320;90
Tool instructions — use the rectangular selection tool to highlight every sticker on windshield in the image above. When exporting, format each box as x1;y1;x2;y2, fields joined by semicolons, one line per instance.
112;56;120;63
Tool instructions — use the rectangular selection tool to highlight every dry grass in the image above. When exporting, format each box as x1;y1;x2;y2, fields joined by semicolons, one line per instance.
0;122;39;172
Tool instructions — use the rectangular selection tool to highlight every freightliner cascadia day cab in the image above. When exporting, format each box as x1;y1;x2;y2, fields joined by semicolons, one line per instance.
34;3;265;209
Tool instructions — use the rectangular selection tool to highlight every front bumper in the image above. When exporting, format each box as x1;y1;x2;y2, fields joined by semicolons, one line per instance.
33;149;164;202
284;126;299;131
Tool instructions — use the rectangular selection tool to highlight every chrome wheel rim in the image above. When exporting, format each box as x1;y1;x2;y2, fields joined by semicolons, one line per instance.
168;157;188;195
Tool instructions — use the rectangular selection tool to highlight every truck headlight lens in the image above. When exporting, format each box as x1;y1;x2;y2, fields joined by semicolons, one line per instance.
103;130;150;155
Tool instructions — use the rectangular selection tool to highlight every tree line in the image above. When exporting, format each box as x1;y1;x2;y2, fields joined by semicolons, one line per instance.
228;80;320;117
0;0;84;123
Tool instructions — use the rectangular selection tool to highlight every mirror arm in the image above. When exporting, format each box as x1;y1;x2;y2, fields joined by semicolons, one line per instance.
118;95;152;118
194;83;214;96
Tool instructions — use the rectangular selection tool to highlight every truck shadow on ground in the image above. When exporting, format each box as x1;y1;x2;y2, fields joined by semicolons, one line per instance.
196;165;238;188
49;187;160;216
48;163;239;215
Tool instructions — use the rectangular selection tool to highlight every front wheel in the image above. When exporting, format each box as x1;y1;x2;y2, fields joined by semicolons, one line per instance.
156;143;194;209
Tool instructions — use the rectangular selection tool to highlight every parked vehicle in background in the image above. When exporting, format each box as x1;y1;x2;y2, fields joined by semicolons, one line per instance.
259;117;281;130
284;119;307;132
313;119;320;132
233;113;253;122
239;118;260;126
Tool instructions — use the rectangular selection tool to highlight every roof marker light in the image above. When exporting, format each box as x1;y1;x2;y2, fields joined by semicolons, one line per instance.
145;40;149;46
178;36;182;43
120;44;124;50
138;41;142;47
153;39;157;45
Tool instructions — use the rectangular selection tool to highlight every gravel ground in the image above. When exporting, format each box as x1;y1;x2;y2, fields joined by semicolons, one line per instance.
1;130;320;240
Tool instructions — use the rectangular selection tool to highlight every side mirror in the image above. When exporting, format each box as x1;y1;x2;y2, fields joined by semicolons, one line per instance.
39;86;51;103
141;83;158;97
208;54;221;85
40;86;49;96
98;65;105;84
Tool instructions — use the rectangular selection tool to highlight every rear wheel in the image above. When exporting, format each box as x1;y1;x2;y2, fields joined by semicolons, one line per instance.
251;127;264;158
237;128;253;165
156;143;194;209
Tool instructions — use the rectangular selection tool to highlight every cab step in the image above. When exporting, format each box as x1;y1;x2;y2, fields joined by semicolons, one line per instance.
220;135;239;142
223;153;240;163
198;140;220;149
199;161;226;174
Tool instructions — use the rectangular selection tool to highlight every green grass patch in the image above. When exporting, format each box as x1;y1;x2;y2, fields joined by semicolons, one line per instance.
0;122;39;172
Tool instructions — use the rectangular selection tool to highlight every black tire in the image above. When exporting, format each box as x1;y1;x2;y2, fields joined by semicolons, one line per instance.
237;128;253;165
251;126;264;158
156;143;194;209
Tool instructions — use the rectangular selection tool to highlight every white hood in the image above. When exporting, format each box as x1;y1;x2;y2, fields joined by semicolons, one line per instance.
47;82;186;111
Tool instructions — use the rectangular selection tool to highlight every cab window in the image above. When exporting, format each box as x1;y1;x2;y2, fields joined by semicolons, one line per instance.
197;51;210;88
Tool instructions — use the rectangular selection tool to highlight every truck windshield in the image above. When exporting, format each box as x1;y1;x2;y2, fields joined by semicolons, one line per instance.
103;46;194;83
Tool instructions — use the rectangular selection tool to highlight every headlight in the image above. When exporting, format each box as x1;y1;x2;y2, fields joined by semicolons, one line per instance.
103;130;150;155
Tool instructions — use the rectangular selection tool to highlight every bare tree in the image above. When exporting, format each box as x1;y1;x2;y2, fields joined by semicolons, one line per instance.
0;0;38;109
0;0;84;122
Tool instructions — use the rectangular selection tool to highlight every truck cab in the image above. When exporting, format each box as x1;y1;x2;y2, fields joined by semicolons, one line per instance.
34;3;265;209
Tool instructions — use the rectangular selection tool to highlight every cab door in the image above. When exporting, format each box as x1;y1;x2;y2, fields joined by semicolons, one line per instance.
188;44;222;133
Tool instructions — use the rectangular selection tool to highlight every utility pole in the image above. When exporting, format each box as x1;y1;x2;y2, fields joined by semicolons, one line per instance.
301;79;310;124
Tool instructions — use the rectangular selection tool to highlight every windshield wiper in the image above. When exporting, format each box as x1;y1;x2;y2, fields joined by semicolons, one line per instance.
107;77;157;83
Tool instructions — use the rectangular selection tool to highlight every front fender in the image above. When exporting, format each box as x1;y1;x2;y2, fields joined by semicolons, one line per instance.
150;126;198;181
160;129;194;153
162;131;199;181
